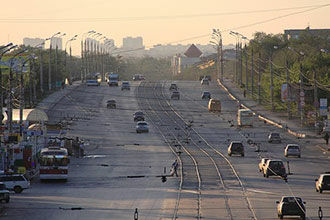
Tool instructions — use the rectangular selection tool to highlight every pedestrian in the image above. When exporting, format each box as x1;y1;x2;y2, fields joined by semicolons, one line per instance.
243;90;246;98
324;132;329;145
172;160;179;177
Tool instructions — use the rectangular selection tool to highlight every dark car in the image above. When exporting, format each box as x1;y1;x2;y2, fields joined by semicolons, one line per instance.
228;141;244;157
276;196;306;219
121;81;130;90
107;100;116;109
169;83;178;91
171;91;180;100
268;132;281;143
204;75;212;81
201;78;209;85
263;160;287;181
315;173;330;193
134;111;145;122
201;91;211;100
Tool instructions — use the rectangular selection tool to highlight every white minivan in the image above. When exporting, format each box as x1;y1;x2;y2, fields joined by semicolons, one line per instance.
0;174;30;193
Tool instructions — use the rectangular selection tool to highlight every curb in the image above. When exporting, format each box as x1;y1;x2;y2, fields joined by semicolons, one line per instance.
217;79;307;139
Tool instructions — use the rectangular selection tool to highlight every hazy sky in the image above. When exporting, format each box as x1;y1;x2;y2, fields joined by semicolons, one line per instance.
1;0;329;55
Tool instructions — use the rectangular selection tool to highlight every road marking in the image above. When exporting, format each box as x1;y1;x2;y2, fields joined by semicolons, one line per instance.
246;188;278;195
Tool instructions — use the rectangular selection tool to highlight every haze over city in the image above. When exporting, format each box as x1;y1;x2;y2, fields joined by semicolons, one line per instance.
1;0;330;55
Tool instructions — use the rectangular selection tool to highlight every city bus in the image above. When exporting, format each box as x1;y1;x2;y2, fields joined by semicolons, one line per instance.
237;109;254;127
39;147;69;181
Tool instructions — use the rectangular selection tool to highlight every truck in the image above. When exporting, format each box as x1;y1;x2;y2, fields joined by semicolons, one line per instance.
108;73;119;86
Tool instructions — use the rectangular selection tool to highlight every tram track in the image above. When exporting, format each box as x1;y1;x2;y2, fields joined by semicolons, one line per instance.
136;81;257;220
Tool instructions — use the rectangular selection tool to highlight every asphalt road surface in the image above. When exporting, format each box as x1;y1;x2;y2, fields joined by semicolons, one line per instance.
1;80;329;220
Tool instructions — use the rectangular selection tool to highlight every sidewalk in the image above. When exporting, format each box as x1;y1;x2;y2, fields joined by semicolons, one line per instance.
218;78;329;151
37;81;81;114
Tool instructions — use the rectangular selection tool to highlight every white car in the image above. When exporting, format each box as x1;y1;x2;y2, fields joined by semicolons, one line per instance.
136;121;149;133
0;174;30;193
284;144;301;158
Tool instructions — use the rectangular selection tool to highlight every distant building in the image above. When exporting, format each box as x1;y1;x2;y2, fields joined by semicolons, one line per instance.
23;38;45;49
123;36;144;50
284;27;330;40
171;44;203;75
51;37;63;50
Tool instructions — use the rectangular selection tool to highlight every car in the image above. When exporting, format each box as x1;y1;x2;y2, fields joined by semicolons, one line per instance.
263;159;287;181
315;172;330;193
268;132;281;143
136;121;149;133
86;79;100;86
228;141;244;157
134;111;145;122
171;91;180;100
121;81;130;90
169;83;178;91
284;144;301;158
201;91;211;99
0;183;9;203
258;158;269;172
133;74;145;81
204;75;212;81
201;78;209;85
0;174;30;193
276;196;306;219
208;99;221;112
106;100;116;109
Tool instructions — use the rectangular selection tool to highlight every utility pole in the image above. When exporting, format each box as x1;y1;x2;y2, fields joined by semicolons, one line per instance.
251;47;254;96
245;45;248;91
39;49;44;93
300;63;304;127
220;36;224;82
235;42;238;84
33;59;37;103
20;60;27;136
48;42;52;91
258;52;261;104
240;43;243;87
8;60;14;133
314;70;318;132
270;56;274;111
29;60;33;107
55;44;58;89
286;59;291;119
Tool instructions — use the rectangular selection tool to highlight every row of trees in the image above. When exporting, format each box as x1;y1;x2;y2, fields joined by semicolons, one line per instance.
230;31;329;125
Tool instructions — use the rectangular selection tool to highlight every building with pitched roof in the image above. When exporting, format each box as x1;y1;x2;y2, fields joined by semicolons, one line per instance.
171;44;203;75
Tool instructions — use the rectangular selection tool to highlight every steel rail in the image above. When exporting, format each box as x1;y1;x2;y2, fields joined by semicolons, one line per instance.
158;81;258;220
137;81;202;219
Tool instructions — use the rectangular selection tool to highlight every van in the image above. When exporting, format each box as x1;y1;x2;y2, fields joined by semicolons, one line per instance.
237;109;253;127
0;174;30;193
208;99;221;112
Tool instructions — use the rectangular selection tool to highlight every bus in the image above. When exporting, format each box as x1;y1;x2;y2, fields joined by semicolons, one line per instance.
39;147;69;181
237;109;253;127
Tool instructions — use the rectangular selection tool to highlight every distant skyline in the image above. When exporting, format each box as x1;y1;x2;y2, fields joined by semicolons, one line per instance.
1;0;329;56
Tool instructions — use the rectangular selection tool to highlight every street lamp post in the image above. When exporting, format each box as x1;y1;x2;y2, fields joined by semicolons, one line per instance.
48;32;61;91
81;31;96;82
55;33;66;89
8;48;28;134
65;35;78;84
0;43;15;125
210;29;223;82
288;47;305;127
